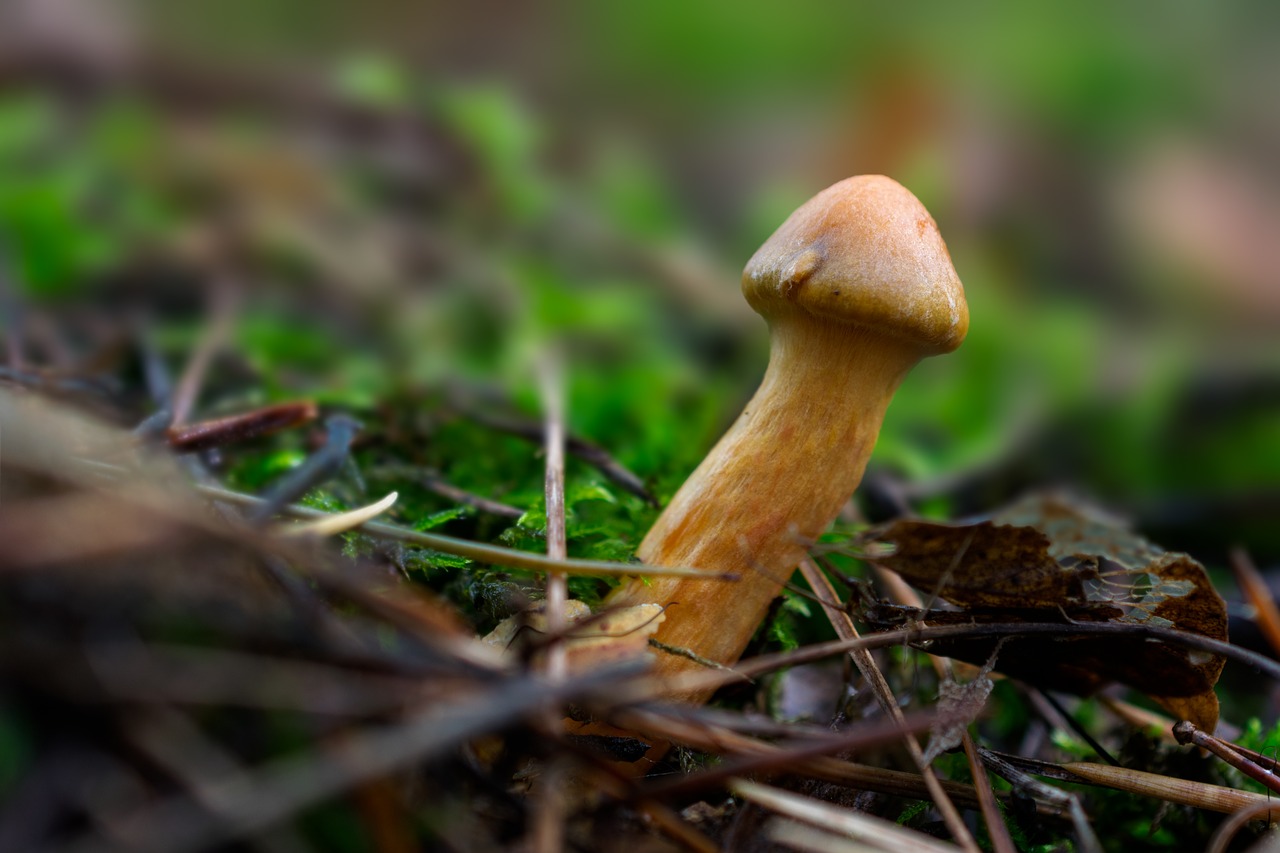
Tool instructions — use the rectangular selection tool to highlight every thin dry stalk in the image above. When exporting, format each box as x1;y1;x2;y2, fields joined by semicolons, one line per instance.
641;712;935;800
799;559;978;852
611;706;1006;813
196;484;729;580
1097;696;1176;738
869;561;1016;853
729;778;955;852
539;737;720;852
280;491;398;537
1062;761;1279;818
531;352;569;853
654;619;1280;700
121;709;315;853
456;395;657;506
539;352;569;679
419;472;524;518
170;283;238;426
1173;721;1280;795
1231;546;1280;659
961;731;1016;853
979;749;1101;853
166;401;319;452
0;387;728;582
48;663;646;853
637;801;721;853
765;818;890;853
1209;801;1280;853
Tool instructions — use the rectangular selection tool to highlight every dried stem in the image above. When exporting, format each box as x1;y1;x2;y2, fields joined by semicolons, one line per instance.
457;402;657;506
48;664;646;853
640;711;935;801
1208;801;1280;853
730;779;957;853
170;283;238;427
531;353;568;853
539;352;569;681
1173;721;1280;795
419;472;524;518
193;484;730;580
799;559;977;852
167;402;318;453
636;802;721;853
610;706;1009;813
961;733;1017;853
871;563;1019;853
656;618;1280;699
1062;761;1277;818
1230;546;1280;659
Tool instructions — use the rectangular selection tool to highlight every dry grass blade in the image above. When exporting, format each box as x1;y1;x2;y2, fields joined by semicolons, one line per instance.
199;484;732;580
729;779;956;853
1231;546;1280;659
961;732;1017;853
799;559;978;852
656;618;1280;700
456;395;658;507
419;471;524;518
1098;696;1177;739
872;567;1018;853
169;283;238;427
979;749;1101;853
766;819;881;853
611;706;1007;813
1173;721;1280;795
166;401;319;452
1209;801;1280;853
539;352;569;677
279;491;399;537
995;750;1280;818
1063;761;1280;817
48;662;648;853
118;707;315;852
641;712;935;800
531;352;569;853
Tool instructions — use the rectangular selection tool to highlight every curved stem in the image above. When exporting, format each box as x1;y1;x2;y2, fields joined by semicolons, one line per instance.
608;320;919;692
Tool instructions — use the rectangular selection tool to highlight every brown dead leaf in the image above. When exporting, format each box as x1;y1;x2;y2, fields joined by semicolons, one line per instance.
863;494;1227;730
922;644;1001;765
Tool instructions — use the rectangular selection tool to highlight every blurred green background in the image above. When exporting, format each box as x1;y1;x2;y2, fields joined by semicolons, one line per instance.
2;0;1279;566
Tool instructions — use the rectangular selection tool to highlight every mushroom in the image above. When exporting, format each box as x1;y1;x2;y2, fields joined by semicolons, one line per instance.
605;175;968;699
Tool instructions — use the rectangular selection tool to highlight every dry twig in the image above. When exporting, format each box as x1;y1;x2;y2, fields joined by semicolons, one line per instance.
798;558;978;851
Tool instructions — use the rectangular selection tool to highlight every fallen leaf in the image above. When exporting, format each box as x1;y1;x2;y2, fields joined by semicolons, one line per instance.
862;494;1227;730
922;644;1000;765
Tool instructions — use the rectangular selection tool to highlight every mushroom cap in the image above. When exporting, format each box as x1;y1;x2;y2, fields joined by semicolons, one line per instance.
742;175;968;353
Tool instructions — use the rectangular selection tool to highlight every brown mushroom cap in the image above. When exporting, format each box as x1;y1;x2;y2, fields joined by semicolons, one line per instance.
742;175;968;353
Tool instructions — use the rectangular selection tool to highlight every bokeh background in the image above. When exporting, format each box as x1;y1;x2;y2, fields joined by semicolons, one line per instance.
2;0;1279;562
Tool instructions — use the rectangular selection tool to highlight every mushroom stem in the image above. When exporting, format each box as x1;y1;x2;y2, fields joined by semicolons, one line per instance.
609;322;917;694
604;175;968;700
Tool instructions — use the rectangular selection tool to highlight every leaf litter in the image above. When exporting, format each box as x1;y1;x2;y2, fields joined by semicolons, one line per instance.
862;492;1227;730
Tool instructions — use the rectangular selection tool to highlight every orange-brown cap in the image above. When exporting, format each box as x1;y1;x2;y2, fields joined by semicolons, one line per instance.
742;175;968;354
